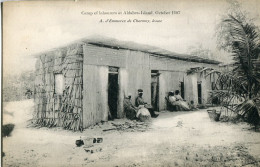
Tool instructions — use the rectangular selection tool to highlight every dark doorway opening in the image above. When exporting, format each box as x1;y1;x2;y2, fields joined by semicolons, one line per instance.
151;70;159;111
198;82;202;104
108;67;119;119
180;81;185;99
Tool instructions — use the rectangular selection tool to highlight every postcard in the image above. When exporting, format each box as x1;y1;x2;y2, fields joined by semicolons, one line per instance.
2;0;260;166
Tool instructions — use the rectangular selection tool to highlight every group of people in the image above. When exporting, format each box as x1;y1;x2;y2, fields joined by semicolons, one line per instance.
123;89;198;122
123;89;159;122
167;90;190;111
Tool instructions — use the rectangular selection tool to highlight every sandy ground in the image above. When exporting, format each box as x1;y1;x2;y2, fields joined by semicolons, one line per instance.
2;100;260;167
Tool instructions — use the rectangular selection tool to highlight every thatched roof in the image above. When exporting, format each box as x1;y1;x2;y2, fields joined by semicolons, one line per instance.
34;35;220;65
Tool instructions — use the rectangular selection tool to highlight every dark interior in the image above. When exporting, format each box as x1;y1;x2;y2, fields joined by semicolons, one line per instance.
198;83;202;104
181;81;185;99
151;70;159;111
108;72;119;119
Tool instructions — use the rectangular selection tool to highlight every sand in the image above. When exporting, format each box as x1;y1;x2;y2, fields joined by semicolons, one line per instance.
2;100;260;167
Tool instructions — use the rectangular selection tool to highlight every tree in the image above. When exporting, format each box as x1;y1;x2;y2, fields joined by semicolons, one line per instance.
188;44;214;60
216;0;260;99
188;1;260;129
3;70;35;101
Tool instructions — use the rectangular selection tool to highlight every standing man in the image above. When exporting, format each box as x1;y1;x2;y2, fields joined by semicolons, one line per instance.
135;89;159;118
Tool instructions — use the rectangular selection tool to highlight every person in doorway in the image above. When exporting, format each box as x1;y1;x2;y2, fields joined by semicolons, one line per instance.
135;89;159;118
123;93;138;120
174;90;190;111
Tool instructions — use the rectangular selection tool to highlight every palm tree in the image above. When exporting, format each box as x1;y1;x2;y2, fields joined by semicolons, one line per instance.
221;14;260;129
188;14;260;130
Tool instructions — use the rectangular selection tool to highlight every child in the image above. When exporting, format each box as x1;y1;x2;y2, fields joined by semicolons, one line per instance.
189;101;198;111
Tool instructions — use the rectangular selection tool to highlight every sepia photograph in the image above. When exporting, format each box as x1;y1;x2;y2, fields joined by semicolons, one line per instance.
2;0;260;166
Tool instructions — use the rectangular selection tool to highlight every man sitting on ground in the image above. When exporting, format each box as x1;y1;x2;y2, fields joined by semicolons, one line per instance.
166;91;178;111
135;89;159;118
123;93;138;120
174;90;190;111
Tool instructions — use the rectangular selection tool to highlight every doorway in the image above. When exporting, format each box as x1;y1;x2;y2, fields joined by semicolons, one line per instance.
198;82;202;104
180;81;185;99
108;67;119;119
151;70;159;111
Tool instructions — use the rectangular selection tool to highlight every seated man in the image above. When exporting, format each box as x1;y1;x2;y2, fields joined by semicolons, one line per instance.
135;89;159;118
174;90;190;111
123;93;138;120
166;91;178;111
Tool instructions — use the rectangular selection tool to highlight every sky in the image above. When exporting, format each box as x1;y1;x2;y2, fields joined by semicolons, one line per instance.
3;0;260;76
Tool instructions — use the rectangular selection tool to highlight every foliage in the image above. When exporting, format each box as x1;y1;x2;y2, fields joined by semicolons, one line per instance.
188;1;260;128
188;44;214;60
3;70;35;102
186;67;215;75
